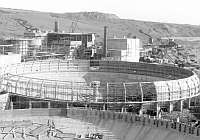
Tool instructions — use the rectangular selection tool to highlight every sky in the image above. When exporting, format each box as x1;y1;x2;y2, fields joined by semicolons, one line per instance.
0;0;200;25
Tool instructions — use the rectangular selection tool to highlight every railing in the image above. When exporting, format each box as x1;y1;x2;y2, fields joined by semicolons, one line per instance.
0;59;193;78
0;59;200;103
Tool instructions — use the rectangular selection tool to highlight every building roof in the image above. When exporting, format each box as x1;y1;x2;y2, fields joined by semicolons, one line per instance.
0;45;13;47
48;32;95;35
6;38;33;41
108;38;140;40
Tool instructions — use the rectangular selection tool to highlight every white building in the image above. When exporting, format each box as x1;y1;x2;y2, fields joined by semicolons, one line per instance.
107;38;142;62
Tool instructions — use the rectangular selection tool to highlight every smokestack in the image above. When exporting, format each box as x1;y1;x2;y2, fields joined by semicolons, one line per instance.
54;21;59;32
103;26;108;57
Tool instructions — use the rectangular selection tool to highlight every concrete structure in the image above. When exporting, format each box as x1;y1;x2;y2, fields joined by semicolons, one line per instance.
54;21;59;32
0;59;199;117
0;108;199;139
24;31;48;52
103;26;108;57
0;54;21;66
3;38;43;60
0;93;9;110
0;44;14;54
24;31;47;39
107;38;142;62
90;81;102;102
0;108;198;139
189;96;200;118
5;38;31;56
47;32;95;55
2;31;47;60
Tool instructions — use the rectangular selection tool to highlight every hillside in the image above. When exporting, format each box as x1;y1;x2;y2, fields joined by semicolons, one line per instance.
1;7;200;44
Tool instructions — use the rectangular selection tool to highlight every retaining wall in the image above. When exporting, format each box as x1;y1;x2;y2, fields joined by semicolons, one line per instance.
67;108;200;140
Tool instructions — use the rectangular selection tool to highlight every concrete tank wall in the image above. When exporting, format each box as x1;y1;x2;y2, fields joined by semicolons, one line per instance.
67;108;200;140
1;60;199;103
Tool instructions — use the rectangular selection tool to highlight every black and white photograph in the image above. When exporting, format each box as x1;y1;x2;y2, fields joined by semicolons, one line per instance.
0;0;200;139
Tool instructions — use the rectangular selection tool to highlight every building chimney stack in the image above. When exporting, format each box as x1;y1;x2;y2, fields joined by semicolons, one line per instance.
103;26;108;57
54;21;59;32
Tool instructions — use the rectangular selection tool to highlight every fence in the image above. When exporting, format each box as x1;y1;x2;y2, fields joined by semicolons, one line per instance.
0;59;200;104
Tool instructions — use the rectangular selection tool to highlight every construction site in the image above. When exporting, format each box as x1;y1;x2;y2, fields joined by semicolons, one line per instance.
0;20;200;140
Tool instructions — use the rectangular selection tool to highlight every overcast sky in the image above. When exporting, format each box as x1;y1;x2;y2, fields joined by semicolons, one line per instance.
0;0;200;25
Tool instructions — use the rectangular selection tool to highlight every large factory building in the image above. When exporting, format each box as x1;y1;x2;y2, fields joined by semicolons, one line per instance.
47;32;95;55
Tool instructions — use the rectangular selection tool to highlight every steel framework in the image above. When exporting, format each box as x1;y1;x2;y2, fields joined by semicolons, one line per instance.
0;59;199;104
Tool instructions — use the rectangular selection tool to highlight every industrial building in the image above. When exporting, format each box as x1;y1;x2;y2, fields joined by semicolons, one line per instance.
24;30;47;50
107;38;142;62
3;38;41;60
0;44;21;66
3;38;31;56
0;31;47;61
47;32;95;55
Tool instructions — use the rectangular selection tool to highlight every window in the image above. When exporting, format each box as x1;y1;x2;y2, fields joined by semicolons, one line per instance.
77;35;81;41
88;35;92;42
71;35;76;41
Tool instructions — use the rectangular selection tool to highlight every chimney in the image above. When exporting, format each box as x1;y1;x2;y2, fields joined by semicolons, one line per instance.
54;21;59;32
103;26;108;57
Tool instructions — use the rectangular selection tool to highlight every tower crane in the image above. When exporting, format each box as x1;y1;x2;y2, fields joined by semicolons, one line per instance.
68;17;81;33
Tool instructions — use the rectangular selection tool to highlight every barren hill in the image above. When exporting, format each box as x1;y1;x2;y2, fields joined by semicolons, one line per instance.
1;7;200;43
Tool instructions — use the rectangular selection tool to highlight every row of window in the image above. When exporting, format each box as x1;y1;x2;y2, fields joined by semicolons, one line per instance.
48;34;93;42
